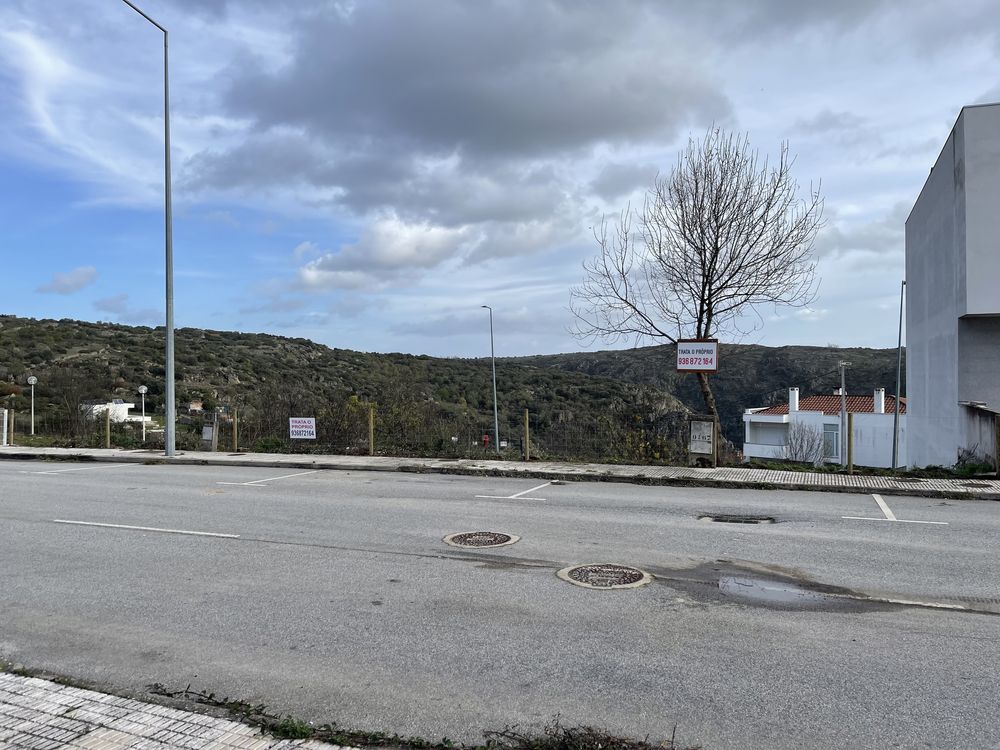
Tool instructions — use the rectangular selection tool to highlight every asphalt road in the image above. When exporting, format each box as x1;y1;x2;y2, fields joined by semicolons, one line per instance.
1;458;998;749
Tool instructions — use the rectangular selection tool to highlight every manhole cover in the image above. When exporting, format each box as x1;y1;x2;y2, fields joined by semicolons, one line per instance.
443;531;519;548
962;481;991;488
699;514;775;524
557;564;652;589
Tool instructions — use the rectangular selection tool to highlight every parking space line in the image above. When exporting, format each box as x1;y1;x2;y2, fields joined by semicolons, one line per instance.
841;516;949;525
476;481;551;501
24;464;138;475
217;470;319;487
509;482;552;498
53;519;240;538
873;493;897;521
842;494;949;525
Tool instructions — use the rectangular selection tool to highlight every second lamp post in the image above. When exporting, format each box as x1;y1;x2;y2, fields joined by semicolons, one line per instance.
481;305;500;454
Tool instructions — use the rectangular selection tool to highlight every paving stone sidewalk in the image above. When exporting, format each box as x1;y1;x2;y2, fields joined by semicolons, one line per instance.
2;445;999;499
0;672;348;750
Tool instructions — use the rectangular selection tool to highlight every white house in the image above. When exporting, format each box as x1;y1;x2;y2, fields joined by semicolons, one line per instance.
80;399;150;424
905;102;1000;468
743;387;907;468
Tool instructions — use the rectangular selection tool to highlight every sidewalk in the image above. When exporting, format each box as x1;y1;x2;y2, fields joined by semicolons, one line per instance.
3;445;999;500
0;671;347;750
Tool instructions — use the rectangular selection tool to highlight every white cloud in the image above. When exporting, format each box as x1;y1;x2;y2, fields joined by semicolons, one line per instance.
37;266;97;294
297;215;477;290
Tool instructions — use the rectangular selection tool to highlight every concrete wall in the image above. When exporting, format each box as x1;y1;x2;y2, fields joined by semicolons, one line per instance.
906;104;1000;467
852;413;907;468
960;407;997;468
962;106;1000;316
958;317;1000;410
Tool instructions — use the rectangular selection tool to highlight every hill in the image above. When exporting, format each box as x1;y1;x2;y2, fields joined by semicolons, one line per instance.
512;342;905;440
0;315;685;458
0;315;903;453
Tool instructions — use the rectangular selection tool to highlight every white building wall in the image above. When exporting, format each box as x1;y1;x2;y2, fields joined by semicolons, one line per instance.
742;409;906;468
82;402;136;423
906;103;1000;468
852;413;907;468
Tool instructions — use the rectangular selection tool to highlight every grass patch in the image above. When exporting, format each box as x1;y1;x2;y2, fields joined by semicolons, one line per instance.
146;685;697;750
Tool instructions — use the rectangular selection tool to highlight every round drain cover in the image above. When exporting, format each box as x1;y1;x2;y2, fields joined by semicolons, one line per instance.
557;563;652;590
443;531;520;548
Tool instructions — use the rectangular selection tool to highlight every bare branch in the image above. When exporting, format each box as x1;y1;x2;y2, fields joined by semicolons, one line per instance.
570;127;824;421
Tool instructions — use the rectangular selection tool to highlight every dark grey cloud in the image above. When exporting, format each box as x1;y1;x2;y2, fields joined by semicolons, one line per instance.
590;162;659;201
794;110;866;136
223;2;728;160
183;0;731;235
815;203;909;260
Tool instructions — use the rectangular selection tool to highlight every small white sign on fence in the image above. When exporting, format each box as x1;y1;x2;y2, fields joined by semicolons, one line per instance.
289;417;317;440
689;420;714;455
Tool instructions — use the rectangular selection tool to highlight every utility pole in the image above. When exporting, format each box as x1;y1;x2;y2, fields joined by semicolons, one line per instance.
839;360;851;467
892;280;906;469
481;305;500;454
121;0;175;457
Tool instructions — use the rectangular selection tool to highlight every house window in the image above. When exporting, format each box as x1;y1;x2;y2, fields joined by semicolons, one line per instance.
823;425;839;459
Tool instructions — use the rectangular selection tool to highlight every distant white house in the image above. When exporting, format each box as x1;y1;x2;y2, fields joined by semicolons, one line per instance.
81;399;151;424
743;387;906;468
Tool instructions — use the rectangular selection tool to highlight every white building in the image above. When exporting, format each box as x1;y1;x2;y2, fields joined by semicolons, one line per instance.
905;103;1000;468
80;399;150;424
743;387;906;468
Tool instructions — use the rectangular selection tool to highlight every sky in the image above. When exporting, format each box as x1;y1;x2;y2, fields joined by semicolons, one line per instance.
1;0;998;358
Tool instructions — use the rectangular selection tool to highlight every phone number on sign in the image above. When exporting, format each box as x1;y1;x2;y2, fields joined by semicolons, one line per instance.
678;357;714;366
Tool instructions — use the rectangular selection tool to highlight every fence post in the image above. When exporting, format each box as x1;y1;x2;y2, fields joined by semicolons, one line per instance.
523;409;530;461
847;412;854;475
2;410;8;447
8;410;14;446
233;409;239;452
368;404;375;457
104;408;111;449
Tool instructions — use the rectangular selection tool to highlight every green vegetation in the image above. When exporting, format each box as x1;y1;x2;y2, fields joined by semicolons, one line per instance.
0;315;687;461
0;314;905;462
514;342;903;442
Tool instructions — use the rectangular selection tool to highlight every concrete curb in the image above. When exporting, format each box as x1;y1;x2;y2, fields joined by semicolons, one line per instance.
2;447;998;501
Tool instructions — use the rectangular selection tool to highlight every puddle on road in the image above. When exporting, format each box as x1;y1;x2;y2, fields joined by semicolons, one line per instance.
718;575;836;606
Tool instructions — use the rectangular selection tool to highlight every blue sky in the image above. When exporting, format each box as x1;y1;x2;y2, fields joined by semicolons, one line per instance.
2;0;999;357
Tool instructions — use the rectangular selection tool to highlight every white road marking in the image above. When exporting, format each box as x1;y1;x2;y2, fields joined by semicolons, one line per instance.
840;493;949;525
872;493;897;521
841;516;949;525
53;519;240;538
25;464;138;475
475;481;552;501
474;495;546;501
217;470;319;487
509;481;552;498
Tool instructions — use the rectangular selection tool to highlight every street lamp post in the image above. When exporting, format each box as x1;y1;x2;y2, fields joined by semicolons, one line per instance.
838;360;851;467
27;376;37;436
121;0;175;457
481;305;500;455
138;385;148;443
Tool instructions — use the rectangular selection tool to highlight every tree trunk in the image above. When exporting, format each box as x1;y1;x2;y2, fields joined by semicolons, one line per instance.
695;372;720;426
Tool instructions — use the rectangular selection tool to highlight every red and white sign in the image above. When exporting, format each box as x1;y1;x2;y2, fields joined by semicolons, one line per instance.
289;417;317;439
676;339;719;372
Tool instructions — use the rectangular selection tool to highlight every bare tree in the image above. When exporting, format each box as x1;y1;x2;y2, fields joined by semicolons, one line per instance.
571;128;824;424
784;421;825;465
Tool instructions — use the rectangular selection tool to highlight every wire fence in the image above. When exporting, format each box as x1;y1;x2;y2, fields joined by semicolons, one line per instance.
2;404;700;466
